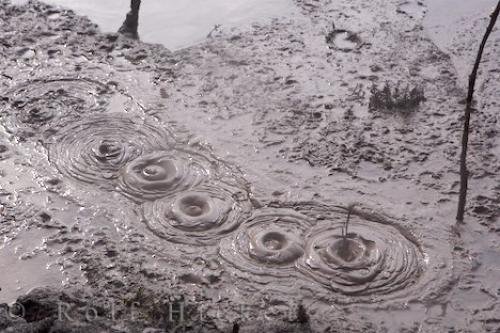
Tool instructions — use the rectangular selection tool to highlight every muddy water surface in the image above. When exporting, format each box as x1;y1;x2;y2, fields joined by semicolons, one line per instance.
0;0;499;331
11;0;295;50
424;0;499;82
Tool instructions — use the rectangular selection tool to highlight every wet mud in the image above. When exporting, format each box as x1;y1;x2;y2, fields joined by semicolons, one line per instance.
48;114;175;188
0;0;499;332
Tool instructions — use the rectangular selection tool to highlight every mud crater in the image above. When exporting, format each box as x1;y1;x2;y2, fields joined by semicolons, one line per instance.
143;182;253;246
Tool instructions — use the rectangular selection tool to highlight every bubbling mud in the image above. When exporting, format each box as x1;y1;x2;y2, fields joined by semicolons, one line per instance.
48;114;174;188
219;209;312;279
117;149;212;202
297;220;423;298
216;201;450;304
290;203;431;304
142;182;252;246
3;78;112;134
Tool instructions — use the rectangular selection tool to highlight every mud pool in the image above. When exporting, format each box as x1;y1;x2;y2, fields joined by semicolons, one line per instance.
10;0;295;50
424;0;499;83
0;0;499;332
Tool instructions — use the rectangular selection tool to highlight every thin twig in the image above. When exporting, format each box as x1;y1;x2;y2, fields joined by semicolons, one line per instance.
456;1;500;223
342;208;352;240
340;203;355;257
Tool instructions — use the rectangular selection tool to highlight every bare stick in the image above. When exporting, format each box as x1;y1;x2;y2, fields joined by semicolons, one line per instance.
343;208;352;240
456;1;500;223
340;204;355;257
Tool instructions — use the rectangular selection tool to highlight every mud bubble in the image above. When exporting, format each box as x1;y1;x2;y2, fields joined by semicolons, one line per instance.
142;181;252;246
326;27;362;52
117;149;214;202
2;78;113;135
217;201;451;305
298;219;423;299
47;114;174;188
293;203;432;304
219;208;312;281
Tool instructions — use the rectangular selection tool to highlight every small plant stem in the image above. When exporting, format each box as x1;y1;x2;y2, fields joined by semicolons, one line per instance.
456;1;500;223
343;209;352;240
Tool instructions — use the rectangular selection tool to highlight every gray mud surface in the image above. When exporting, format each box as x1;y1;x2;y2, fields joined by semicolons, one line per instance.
10;0;296;50
0;0;499;332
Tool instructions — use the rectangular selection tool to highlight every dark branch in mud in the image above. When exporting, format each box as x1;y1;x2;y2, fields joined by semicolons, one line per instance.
342;206;352;240
456;1;500;223
118;0;141;39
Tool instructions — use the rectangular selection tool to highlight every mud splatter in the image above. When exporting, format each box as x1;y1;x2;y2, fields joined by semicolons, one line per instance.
396;1;426;20
326;27;362;52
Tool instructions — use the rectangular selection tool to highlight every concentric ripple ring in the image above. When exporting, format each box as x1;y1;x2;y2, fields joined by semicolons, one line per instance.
296;205;425;303
219;208;313;279
3;78;112;134
143;181;252;246
48;114;174;188
117;149;213;202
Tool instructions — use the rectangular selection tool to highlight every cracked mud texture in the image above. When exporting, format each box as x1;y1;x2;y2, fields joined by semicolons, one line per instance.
0;0;499;332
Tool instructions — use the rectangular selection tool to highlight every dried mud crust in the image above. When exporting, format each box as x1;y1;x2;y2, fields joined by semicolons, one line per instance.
0;0;499;332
